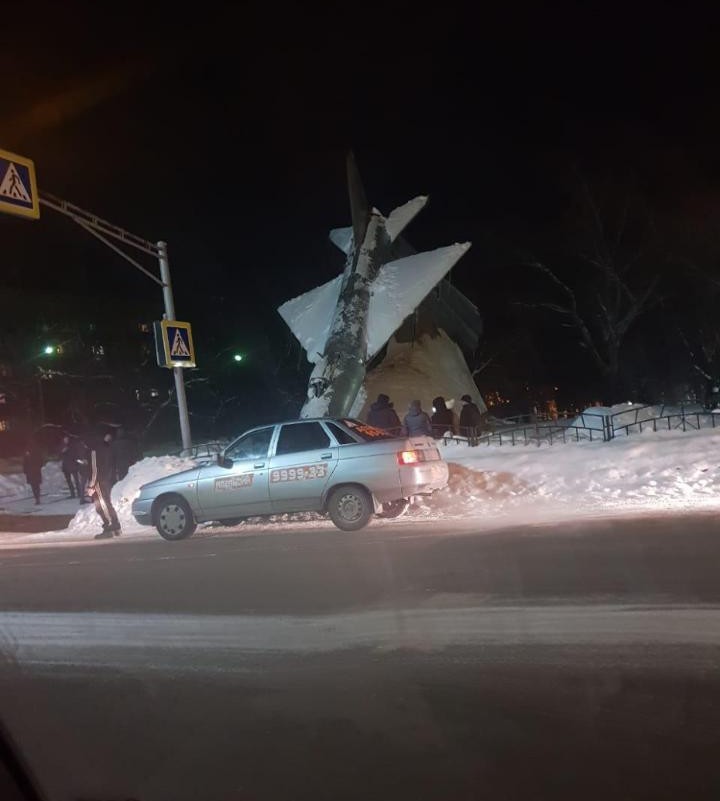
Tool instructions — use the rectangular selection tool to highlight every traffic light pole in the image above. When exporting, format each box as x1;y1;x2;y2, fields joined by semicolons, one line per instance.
38;193;193;451
157;241;192;451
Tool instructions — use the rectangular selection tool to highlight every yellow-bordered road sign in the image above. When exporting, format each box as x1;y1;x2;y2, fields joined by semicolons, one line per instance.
154;320;196;368
0;148;39;220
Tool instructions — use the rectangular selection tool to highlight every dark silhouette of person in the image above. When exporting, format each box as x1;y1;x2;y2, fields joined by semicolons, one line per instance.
23;441;43;505
459;394;484;437
366;394;401;433
87;430;121;539
60;435;84;498
430;396;455;438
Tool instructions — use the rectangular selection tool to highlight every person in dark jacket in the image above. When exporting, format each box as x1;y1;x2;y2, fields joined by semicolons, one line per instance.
75;436;92;504
402;400;432;437
60;435;83;498
430;396;455;438
23;441;43;505
87;430;121;539
113;427;141;481
459;394;484;434
366;394;401;433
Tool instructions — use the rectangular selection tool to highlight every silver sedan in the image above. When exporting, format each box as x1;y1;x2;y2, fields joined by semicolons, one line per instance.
132;418;449;539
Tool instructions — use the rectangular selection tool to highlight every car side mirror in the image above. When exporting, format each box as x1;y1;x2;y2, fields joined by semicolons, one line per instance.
217;453;233;469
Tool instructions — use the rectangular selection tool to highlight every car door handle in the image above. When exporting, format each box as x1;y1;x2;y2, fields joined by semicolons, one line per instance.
253;462;265;469
320;453;333;460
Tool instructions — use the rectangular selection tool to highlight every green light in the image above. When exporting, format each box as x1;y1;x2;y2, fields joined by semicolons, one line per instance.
43;345;55;355
233;354;243;362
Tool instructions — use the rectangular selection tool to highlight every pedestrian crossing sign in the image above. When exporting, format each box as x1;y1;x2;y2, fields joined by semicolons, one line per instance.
0;148;39;220
154;320;196;368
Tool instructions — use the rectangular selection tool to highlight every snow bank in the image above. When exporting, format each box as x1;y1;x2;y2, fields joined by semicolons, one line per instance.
0;460;70;502
419;427;720;522
67;455;198;535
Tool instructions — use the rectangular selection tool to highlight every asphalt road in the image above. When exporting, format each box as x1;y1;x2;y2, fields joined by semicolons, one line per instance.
2;513;720;800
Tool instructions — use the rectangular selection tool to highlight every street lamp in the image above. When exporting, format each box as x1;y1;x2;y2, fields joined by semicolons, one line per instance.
43;345;55;355
233;353;244;362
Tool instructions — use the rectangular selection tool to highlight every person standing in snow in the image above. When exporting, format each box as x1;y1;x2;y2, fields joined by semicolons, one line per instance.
402;400;432;437
87;430;121;540
459;394;484;441
430;396;455;438
22;440;43;505
60;435;83;498
366;393;401;433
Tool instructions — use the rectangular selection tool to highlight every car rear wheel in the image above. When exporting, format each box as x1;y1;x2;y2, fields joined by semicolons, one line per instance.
154;495;196;540
327;485;373;531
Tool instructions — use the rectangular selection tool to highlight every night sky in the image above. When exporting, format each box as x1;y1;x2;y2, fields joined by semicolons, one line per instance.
2;2;720;403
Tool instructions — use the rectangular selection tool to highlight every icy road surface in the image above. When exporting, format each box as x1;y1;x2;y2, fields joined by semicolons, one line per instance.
2;515;720;799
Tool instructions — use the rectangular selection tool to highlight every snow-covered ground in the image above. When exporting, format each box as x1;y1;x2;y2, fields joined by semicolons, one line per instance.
0;460;81;517
2;426;720;546
431;427;720;524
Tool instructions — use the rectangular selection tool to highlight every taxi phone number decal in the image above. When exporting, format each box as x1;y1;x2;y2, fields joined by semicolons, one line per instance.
271;463;328;483
215;474;254;492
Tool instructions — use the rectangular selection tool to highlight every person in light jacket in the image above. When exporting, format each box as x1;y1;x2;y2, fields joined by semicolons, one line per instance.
402;400;432;437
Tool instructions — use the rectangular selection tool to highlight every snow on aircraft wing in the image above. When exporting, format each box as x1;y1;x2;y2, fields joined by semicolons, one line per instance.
385;196;428;243
366;242;471;360
277;274;343;363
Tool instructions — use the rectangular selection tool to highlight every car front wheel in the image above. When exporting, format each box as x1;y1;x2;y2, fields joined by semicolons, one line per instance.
154;495;196;541
327;485;373;531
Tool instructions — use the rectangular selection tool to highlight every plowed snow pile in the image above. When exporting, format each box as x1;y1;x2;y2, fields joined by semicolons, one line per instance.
415;427;720;523
67;456;198;536
413;463;530;518
6;425;720;544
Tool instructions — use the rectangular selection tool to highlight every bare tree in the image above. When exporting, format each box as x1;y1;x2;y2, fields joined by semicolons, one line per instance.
523;182;660;398
672;260;720;404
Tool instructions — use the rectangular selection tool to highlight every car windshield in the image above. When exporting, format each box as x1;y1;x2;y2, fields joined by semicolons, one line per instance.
340;418;397;441
225;427;274;460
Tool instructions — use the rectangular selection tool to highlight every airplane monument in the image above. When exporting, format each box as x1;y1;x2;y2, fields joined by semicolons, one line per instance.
278;154;484;421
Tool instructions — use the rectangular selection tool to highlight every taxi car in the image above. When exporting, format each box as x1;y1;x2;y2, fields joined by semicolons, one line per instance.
132;418;449;539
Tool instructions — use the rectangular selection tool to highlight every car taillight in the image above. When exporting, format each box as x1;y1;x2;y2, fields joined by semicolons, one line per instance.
398;450;422;465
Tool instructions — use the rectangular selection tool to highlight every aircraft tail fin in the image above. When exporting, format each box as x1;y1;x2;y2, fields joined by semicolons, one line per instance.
347;151;369;252
386;196;428;242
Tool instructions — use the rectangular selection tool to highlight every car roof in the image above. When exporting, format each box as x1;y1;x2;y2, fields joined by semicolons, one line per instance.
245;418;352;429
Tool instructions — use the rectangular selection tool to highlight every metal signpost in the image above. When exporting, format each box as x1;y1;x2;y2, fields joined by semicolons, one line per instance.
0;146;193;451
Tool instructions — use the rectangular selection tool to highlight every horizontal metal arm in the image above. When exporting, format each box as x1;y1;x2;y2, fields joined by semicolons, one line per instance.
39;192;160;259
74;219;164;287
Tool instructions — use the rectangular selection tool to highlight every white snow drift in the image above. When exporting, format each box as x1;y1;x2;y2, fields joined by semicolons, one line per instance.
67;455;198;536
3;424;720;544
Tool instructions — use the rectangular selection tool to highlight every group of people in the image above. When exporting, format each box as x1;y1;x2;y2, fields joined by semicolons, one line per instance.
23;427;141;540
367;393;485;439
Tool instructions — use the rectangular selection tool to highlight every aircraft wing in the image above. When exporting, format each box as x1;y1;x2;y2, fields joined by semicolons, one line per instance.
385;196;428;242
366;242;471;359
277;274;343;363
